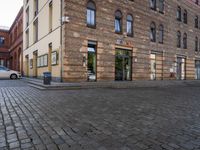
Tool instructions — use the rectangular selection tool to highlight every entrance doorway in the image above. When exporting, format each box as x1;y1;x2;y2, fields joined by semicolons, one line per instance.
33;51;38;77
177;57;186;80
115;49;132;81
48;43;52;72
87;41;97;81
150;53;163;80
195;60;200;80
25;55;29;76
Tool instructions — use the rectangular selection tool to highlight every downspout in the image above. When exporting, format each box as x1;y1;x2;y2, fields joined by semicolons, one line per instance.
60;0;63;82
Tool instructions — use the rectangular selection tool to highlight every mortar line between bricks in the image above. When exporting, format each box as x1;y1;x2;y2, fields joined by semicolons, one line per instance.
9;87;65;150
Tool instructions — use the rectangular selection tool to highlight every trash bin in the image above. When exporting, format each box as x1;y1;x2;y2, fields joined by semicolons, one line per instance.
43;72;51;85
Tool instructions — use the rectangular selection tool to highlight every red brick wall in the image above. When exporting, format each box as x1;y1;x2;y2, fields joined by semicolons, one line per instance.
63;0;200;81
9;7;23;72
0;29;9;67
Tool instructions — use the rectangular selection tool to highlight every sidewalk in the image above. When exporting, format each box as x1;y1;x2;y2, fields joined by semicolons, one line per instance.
23;77;200;90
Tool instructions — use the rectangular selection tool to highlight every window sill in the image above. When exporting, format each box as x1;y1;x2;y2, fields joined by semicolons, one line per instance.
87;24;96;29
115;31;123;35
127;34;134;38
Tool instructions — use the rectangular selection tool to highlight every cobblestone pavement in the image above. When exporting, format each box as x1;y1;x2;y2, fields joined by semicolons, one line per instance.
1;80;200;150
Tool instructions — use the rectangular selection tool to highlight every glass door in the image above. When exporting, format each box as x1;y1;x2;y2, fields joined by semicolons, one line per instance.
115;49;132;81
150;54;156;80
88;43;96;81
195;60;200;80
177;57;186;80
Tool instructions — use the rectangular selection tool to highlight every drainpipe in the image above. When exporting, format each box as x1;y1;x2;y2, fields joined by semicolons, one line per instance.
60;0;63;82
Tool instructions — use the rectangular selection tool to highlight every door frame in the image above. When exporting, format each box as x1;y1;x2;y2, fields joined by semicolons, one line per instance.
115;48;132;81
33;50;38;78
176;56;186;80
87;41;97;82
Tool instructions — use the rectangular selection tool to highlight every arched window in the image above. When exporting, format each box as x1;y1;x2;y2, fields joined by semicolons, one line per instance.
150;22;156;42
183;33;187;49
159;24;164;43
177;31;181;48
177;6;181;21
115;10;122;33
195;16;199;28
183;10;187;24
159;0;164;13
150;0;156;10
126;14;133;36
86;1;96;27
195;37;198;52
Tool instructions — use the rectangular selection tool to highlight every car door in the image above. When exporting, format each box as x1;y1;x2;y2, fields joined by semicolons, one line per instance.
0;66;9;78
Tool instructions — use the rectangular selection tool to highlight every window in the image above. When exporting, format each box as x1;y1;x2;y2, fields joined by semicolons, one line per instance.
150;22;156;42
183;33;187;49
49;1;53;32
34;0;38;17
159;24;164;43
37;55;48;67
183;10;187;24
26;7;29;27
33;19;38;43
126;14;133;36
87;1;96;27
195;16;199;28
25;29;29;48
159;0;164;13
177;31;181;48
150;0;156;10
177;6;181;21
195;37;198;52
0;37;5;46
115;10;122;33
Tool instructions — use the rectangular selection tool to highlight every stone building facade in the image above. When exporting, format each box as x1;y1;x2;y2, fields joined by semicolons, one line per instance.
23;0;200;81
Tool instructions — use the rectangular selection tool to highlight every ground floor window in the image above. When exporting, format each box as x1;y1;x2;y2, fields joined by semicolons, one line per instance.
115;49;132;81
87;41;97;81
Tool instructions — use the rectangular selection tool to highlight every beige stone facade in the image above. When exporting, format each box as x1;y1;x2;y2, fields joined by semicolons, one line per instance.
23;0;200;82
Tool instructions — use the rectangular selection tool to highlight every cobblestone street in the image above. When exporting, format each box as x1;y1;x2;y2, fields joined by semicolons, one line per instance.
1;80;200;150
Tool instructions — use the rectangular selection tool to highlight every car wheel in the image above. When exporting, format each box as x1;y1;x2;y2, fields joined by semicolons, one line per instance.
10;74;18;80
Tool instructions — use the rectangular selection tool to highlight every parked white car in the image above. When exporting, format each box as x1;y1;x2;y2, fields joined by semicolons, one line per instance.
0;66;21;79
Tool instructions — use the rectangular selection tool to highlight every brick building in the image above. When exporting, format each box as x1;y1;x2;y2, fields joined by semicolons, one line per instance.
9;7;23;72
0;27;10;67
0;7;23;73
23;0;200;82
